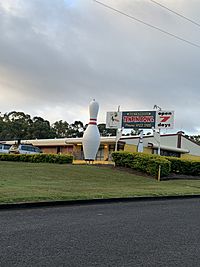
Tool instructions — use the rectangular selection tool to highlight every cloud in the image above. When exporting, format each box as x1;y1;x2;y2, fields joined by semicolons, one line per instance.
0;0;200;134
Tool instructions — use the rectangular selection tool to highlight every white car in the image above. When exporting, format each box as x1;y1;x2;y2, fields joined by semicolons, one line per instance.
0;143;12;154
9;144;42;154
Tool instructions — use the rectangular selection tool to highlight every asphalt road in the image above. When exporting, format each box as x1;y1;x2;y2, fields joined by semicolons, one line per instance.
1;199;200;267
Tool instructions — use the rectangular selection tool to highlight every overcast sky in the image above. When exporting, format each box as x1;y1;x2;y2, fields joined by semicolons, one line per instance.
0;0;200;134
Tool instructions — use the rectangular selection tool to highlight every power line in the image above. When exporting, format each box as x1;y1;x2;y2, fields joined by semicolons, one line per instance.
93;0;200;49
150;0;200;28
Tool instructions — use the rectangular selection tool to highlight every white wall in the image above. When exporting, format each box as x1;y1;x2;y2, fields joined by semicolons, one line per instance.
181;137;200;156
121;134;200;156
121;135;178;148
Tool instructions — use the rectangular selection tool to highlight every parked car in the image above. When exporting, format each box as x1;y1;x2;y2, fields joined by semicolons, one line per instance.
9;144;42;154
0;143;12;154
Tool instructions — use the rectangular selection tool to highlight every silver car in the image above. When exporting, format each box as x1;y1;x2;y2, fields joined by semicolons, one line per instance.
9;144;42;154
0;143;12;154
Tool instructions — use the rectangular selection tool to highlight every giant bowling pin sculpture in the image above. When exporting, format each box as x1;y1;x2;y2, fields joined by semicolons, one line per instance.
82;99;100;162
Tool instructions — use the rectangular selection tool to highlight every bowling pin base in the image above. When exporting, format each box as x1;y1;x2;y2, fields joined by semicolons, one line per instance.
85;159;94;164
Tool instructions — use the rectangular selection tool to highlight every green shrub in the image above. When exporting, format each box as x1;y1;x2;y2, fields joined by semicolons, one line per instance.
112;151;136;167
112;151;171;178
0;153;73;164
166;156;200;176
190;161;200;176
146;157;171;177
165;157;182;173
112;152;200;178
131;153;170;177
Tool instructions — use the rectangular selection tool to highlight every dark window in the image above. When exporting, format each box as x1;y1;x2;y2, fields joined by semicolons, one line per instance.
160;149;180;158
35;147;41;153
4;144;11;150
21;145;33;151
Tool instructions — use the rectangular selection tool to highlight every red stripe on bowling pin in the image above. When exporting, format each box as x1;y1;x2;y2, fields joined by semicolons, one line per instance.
89;118;97;125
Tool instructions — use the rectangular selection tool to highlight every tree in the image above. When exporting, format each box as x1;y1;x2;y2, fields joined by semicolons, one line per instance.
186;135;200;145
97;123;116;136
67;121;84;138
0;111;33;140
52;120;69;138
130;129;141;136
30;116;54;139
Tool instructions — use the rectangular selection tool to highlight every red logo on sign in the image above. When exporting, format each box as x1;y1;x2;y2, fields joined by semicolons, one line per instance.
160;116;171;122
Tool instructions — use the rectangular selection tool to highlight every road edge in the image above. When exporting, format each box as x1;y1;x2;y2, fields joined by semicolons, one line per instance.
0;194;200;210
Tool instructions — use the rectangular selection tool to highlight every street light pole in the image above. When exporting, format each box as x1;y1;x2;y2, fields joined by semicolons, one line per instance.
153;104;162;156
115;106;122;152
158;128;161;155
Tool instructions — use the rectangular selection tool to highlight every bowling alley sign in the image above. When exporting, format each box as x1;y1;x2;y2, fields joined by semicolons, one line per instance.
106;110;174;129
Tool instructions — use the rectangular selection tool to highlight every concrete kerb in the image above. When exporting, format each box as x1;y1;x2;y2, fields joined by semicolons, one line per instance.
1;194;200;210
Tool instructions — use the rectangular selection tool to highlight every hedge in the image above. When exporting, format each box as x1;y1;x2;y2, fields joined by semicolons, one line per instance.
0;153;73;164
111;151;135;168
112;152;200;178
112;152;171;178
166;157;200;176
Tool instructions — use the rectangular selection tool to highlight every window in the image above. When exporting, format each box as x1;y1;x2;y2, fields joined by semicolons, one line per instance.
21;145;27;151
160;150;180;157
35;147;41;153
4;144;11;150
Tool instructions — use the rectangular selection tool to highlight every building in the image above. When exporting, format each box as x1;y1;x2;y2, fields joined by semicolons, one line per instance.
121;131;200;160
6;137;125;161
4;132;200;161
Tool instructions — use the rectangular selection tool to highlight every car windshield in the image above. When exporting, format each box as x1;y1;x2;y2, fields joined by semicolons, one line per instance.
4;144;11;150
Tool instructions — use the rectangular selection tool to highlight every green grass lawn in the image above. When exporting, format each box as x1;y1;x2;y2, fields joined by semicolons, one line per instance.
1;161;200;204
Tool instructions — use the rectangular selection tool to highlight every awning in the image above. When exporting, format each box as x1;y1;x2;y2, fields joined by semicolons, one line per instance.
148;142;189;153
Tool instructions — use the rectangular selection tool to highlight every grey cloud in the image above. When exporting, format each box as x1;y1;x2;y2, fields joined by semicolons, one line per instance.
0;0;199;133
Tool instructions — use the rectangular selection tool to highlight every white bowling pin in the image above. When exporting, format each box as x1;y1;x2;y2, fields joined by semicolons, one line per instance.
82;99;100;161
